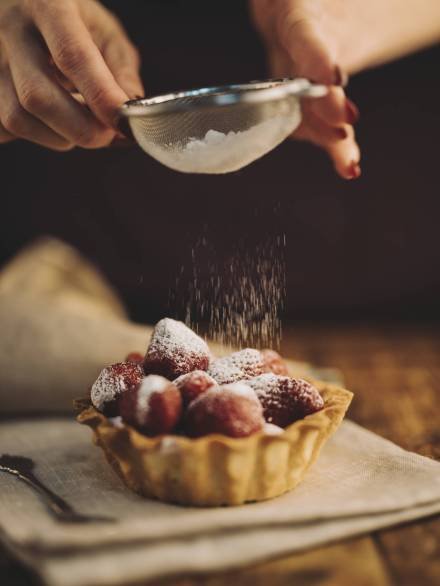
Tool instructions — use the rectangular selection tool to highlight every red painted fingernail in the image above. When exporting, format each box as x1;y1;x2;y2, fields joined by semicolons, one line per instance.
345;99;360;124
334;65;348;87
347;161;361;179
336;127;348;140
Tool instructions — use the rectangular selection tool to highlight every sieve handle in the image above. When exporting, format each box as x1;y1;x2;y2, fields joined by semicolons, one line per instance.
283;78;328;99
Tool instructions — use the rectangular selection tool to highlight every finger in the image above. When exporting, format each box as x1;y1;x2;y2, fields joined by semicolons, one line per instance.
98;25;144;99
0;119;15;144
2;20;115;148
30;0;128;127
80;0;143;98
295;117;360;179
307;87;352;126
0;65;73;150
327;135;361;180
277;4;344;85
295;109;350;145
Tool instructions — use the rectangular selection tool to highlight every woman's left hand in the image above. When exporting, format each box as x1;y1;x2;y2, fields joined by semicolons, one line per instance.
250;0;361;179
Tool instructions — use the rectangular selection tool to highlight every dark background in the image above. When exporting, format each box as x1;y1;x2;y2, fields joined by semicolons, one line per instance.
1;0;439;324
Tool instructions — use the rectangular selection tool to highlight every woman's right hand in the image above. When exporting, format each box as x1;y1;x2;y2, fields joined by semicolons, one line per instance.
0;0;143;150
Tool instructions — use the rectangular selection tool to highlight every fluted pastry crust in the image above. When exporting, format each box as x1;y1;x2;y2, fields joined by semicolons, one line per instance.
78;382;353;506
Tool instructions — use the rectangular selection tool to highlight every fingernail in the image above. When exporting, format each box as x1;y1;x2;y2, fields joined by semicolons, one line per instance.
110;136;134;148
345;98;360;124
347;161;361;179
336;127;348;140
334;65;348;87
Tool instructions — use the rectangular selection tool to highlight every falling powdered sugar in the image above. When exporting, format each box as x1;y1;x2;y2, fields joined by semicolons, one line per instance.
170;228;286;349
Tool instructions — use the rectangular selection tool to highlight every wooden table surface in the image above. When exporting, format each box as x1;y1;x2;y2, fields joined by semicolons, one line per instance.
2;323;440;586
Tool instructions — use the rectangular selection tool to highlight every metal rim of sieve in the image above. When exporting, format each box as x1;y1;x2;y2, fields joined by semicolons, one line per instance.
120;78;327;118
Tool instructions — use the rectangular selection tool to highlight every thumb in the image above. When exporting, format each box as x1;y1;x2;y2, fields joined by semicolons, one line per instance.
278;11;346;85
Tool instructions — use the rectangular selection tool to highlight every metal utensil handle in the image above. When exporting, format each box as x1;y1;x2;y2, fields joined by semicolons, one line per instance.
17;471;76;518
1;463;78;520
0;457;113;523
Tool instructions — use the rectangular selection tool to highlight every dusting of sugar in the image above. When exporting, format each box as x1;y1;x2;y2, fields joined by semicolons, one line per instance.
136;375;171;422
159;436;181;455
245;373;283;398
207;362;242;385
90;363;143;411
207;349;265;385
263;423;284;436
245;373;291;423
146;318;210;371
173;370;217;389
108;416;124;429
221;382;258;401
188;384;264;437
246;374;324;424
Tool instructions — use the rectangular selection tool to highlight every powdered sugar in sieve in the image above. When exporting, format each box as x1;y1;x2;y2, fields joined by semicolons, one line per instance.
157;114;297;174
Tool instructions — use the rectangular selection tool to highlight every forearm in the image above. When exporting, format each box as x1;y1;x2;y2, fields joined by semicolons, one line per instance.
342;0;440;73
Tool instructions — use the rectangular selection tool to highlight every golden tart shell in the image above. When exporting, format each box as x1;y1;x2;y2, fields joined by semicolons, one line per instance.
78;382;352;507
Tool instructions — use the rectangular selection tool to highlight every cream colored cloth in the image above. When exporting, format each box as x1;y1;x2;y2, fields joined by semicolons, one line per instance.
0;238;338;413
1;239;439;585
0;417;439;586
0;238;150;413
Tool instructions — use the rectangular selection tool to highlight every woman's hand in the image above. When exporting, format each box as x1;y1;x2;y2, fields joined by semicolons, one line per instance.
0;0;143;150
250;0;361;179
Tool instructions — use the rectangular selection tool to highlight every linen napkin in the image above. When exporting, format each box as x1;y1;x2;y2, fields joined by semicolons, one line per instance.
0;417;439;586
1;238;439;585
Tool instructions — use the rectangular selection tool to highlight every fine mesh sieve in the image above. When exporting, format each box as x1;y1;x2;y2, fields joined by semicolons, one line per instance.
120;78;327;174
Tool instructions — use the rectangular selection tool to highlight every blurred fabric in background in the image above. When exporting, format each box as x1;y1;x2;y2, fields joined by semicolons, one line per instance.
1;0;439;324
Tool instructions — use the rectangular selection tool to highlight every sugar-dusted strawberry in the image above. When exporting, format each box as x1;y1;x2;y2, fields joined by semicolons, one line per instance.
246;373;324;427
144;318;210;379
207;348;266;385
90;362;144;416
185;383;264;438
173;370;217;407
261;349;289;376
120;375;182;436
